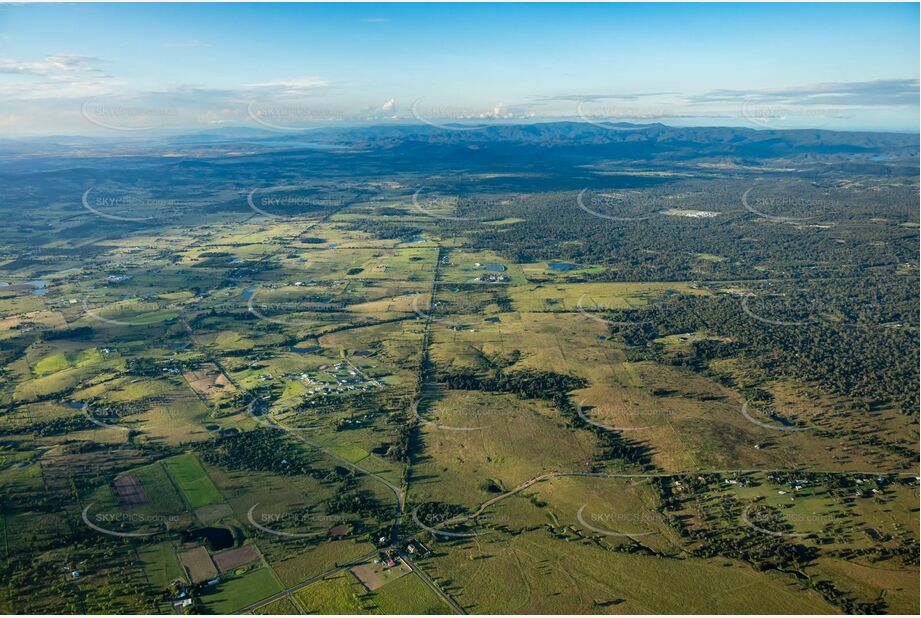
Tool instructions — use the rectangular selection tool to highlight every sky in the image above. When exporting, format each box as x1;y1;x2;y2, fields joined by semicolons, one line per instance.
0;2;918;136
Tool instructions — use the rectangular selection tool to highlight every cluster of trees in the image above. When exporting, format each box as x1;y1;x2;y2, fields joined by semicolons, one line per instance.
608;289;918;413
0;413;96;437
327;486;387;520
438;368;587;400
199;428;315;476
125;356;186;377
467;179;917;282
350;219;423;240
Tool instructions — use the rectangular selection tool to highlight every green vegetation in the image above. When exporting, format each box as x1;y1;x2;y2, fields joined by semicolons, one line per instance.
162;453;225;508
0;123;916;614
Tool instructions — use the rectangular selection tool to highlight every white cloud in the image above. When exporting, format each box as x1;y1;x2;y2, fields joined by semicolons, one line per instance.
689;79;920;107
243;76;330;96
0;54;105;76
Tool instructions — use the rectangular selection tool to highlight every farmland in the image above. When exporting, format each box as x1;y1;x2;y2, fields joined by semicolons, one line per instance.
0;121;917;615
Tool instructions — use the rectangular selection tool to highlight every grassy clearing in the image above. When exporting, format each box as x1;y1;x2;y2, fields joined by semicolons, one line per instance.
417;527;837;614
129;461;187;514
252;596;301;614
507;281;706;312
410;389;598;507
326;444;370;463
198;564;283;613
33;353;70;376
293;567;448;614
137;541;186;589
162;453;224;508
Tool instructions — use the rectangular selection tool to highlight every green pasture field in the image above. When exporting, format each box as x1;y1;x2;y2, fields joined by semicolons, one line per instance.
293;568;449;614
127;460;188;515
198;564;283;613
162;453;225;508
410;389;599;507
507;281;707;312
252;596;301;614
415;526;838;614
136;540;186;589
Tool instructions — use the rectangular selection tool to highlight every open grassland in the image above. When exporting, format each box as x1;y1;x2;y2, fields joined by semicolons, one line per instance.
163;453;225;508
410;389;599;507
198;564;283;613
507;281;707;312
0;153;916;616
293;568;450;614
415;527;838;614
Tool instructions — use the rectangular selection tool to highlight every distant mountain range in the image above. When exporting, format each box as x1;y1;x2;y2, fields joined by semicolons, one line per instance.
2;122;916;177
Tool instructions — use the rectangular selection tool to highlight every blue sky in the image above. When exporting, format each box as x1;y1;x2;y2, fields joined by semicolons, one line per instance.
0;2;918;135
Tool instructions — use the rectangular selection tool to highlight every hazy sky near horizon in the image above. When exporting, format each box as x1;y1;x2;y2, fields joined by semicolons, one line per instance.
0;2;918;135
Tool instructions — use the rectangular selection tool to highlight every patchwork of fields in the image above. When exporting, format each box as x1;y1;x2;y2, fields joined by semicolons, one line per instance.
0;130;917;615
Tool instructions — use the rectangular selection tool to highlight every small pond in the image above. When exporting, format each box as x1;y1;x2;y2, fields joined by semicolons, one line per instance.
181;527;234;551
